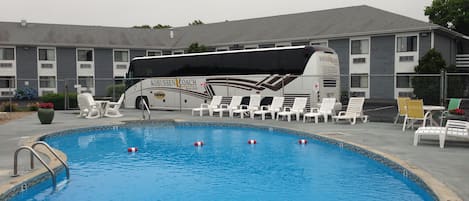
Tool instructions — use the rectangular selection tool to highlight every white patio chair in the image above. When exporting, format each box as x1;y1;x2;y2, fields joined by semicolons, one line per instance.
77;93;101;119
252;96;284;120
212;96;243;118
233;95;261;119
104;94;125;118
191;96;222;116
332;97;367;125
277;97;307;122
414;120;469;148
304;98;336;123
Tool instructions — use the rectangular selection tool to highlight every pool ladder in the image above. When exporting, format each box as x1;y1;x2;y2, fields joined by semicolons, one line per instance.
141;98;151;120
12;141;70;190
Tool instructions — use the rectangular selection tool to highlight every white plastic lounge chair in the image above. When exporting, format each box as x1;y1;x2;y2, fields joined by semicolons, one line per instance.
191;96;222;116
233;95;261;119
304;98;336;123
414;120;469;148
252;97;284;120
212;96;242;118
277;97;307;122
332;97;367;125
104;94;125;118
77;93;101;119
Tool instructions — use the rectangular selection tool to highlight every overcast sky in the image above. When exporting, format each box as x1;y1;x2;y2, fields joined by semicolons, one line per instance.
2;0;433;28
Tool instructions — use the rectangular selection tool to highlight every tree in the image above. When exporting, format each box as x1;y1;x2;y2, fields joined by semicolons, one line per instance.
187;43;208;53
153;24;172;29
133;25;151;29
425;0;469;35
412;49;446;104
189;20;204;26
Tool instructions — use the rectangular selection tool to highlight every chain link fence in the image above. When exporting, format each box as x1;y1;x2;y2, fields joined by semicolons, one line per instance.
1;73;469;114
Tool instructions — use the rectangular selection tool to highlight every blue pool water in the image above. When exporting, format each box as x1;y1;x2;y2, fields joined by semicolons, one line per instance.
12;124;433;201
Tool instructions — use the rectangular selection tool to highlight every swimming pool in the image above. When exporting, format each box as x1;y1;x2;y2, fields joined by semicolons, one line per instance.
11;123;434;201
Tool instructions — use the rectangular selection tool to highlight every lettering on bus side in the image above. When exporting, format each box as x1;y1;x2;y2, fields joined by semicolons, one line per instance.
150;78;199;90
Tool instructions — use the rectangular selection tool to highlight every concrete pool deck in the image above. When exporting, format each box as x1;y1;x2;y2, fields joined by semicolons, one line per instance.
0;109;468;200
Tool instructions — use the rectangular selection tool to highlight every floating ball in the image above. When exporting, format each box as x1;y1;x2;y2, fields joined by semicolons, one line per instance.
298;139;308;144
194;141;204;147
248;139;257;144
127;147;138;152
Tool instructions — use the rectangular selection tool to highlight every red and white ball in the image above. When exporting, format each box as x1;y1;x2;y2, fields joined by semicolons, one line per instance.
194;141;204;147
248;139;257;144
298;139;308;144
127;147;138;152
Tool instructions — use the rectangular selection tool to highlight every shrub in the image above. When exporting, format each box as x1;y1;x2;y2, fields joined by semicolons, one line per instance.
106;84;126;99
15;87;38;100
27;102;39;111
1;102;18;112
40;93;78;110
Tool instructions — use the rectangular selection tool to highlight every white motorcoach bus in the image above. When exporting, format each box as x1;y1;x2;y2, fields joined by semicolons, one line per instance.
124;46;340;110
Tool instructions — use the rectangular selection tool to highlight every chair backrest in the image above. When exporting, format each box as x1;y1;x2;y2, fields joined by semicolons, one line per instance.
292;97;307;111
406;99;424;119
229;96;243;108
270;97;285;110
78;93;92;109
319;98;336;113
448;98;462;111
209;96;223;106
248;95;261;108
116;93;125;105
345;97;365;116
397;97;411;115
445;120;469;137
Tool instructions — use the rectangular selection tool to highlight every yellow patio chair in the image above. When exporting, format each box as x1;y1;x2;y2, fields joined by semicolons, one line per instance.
394;97;410;124
402;99;431;131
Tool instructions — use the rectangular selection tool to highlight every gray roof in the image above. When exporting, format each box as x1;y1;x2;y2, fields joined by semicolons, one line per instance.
0;5;448;49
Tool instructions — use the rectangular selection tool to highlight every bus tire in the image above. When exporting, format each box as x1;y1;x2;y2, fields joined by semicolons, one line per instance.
135;96;148;109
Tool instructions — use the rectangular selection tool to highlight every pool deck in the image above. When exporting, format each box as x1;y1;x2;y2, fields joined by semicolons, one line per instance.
0;109;468;200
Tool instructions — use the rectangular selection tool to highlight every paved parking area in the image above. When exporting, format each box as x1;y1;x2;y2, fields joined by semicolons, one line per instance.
0;109;468;200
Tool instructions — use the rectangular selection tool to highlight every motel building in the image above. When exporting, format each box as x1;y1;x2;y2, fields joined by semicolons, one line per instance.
0;5;468;100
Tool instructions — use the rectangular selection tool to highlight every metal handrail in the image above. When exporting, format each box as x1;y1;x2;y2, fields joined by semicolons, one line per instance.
142;98;151;120
31;141;70;180
13;146;56;189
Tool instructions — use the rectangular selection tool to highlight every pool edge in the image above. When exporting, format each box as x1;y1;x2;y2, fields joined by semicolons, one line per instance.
0;120;461;201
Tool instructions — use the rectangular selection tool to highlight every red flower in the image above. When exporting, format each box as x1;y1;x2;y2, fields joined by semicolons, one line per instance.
39;102;54;109
449;109;465;115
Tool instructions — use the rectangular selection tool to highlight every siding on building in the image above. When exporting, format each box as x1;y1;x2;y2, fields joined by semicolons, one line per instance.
56;47;77;94
16;46;38;90
419;32;432;59
434;32;457;65
328;39;350;92
370;35;395;99
94;48;113;96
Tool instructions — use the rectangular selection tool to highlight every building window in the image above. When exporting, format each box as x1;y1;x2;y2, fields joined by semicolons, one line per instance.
351;74;368;88
244;45;258;50
114;50;129;62
216;47;229;52
352;58;366;64
78;76;94;88
38;48;56;61
397;36;417;52
0;76;15;88
114;76;124;84
351;39;369;55
0;48;15;60
275;43;291;47
39;76;56;88
310;41;328;47
77;49;93;61
147;50;162;56
172;50;184;55
399;56;414;62
396;75;412;88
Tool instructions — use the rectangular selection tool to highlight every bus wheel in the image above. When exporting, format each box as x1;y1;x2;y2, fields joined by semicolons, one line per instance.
135;96;148;109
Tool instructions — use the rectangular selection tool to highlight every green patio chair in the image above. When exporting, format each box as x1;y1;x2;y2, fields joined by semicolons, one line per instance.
440;98;463;126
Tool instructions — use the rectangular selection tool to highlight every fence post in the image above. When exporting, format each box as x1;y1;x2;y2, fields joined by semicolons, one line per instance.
440;69;446;106
64;79;68;110
9;77;13;113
